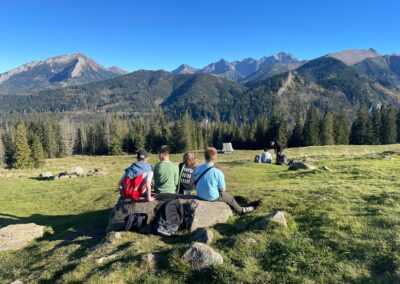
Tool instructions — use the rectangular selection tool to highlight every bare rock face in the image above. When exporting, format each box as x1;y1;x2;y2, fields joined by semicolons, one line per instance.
256;211;287;228
107;195;232;232
0;223;45;252
181;242;223;269
289;162;317;171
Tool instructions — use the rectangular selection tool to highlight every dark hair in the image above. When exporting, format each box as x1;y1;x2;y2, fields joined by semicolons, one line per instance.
159;145;170;156
264;148;269;152
204;147;217;161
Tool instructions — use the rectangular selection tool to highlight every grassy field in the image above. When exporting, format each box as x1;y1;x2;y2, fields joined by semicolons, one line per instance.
1;145;400;283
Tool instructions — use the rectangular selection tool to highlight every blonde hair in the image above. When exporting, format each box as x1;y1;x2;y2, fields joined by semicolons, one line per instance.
183;152;196;166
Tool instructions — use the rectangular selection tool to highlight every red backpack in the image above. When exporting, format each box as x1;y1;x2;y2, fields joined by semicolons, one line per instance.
122;175;146;201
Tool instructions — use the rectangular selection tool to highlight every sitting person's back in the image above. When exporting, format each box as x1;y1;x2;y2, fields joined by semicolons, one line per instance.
154;145;179;194
194;147;254;214
260;148;272;163
177;152;196;194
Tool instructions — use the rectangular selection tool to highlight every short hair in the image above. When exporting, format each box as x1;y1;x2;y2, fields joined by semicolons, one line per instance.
204;147;217;161
264;148;269;152
183;152;196;166
159;145;170;156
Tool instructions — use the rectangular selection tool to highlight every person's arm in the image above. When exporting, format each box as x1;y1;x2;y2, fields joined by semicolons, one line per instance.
117;174;126;195
146;171;155;202
174;165;179;186
218;170;227;192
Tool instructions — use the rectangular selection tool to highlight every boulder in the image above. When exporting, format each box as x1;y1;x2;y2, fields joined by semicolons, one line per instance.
0;223;45;252
181;242;223;269
256;211;287;228
66;166;84;176
107;195;233;232
192;228;214;244
289;162;317;171
39;171;54;179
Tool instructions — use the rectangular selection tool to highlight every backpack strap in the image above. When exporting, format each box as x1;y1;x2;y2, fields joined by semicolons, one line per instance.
194;166;214;186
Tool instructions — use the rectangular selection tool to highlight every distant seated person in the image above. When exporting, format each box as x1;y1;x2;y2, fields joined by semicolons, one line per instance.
154;145;179;194
118;149;155;202
270;140;284;164
260;148;272;164
177;152;196;195
194;147;254;214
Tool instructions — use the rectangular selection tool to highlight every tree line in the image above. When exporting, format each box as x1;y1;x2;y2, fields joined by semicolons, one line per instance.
1;104;399;169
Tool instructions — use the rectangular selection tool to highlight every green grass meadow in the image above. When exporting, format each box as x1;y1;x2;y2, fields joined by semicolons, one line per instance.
1;145;400;283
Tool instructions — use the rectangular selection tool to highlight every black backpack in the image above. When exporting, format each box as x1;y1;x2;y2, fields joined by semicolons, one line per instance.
277;154;288;166
152;198;183;236
254;155;261;163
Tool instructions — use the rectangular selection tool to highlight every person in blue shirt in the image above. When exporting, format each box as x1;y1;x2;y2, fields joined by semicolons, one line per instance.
194;147;254;214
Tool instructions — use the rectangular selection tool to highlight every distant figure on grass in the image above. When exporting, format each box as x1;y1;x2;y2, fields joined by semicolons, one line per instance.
153;145;179;194
118;149;155;202
260;148;272;164
270;140;284;164
194;147;254;214
177;152;196;195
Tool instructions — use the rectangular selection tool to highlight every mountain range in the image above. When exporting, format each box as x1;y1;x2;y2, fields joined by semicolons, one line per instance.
0;48;399;122
0;53;127;94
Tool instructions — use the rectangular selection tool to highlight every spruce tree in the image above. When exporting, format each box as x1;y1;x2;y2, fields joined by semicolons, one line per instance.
333;110;349;145
397;110;400;143
371;107;382;145
381;107;397;144
30;134;45;168
303;107;321;146
11;122;32;169
320;112;334;145
0;130;4;167
350;103;374;145
288;116;303;147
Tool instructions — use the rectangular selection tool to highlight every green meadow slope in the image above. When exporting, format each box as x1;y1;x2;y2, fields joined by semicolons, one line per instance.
0;145;400;283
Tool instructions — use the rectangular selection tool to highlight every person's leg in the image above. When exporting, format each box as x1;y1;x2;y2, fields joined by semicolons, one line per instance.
216;192;243;213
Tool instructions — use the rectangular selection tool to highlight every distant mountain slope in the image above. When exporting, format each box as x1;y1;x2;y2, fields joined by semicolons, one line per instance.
240;62;304;85
0;53;127;94
172;52;300;82
325;48;380;65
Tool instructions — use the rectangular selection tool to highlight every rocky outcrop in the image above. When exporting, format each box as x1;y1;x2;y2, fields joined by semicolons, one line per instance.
288;162;317;171
181;242;223;269
0;223;45;252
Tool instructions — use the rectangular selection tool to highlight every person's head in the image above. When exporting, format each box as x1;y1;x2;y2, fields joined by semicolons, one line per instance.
183;152;196;166
264;148;269;152
158;145;170;161
136;149;149;162
204;147;218;163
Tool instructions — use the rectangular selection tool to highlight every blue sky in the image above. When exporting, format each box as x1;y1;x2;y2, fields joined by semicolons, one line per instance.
0;0;399;73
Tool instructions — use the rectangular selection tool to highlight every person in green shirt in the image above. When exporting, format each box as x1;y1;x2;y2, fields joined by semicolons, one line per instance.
153;145;179;193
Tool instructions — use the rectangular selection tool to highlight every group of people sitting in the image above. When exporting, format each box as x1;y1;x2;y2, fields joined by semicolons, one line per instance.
255;140;285;164
118;145;254;214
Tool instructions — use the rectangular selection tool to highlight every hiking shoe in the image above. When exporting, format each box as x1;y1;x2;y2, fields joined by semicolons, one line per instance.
241;206;254;214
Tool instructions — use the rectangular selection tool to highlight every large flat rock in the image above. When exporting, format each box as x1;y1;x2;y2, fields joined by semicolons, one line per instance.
0;223;45;253
107;194;233;232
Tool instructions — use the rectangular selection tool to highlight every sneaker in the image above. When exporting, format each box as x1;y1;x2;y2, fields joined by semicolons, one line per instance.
241;206;254;214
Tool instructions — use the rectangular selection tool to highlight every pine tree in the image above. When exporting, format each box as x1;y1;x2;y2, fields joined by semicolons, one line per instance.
397;110;400;143
371;108;382;145
0;130;5;167
333;110;349;145
74;127;86;154
303;107;321;146
380;107;397;144
11;122;32;169
30;134;45;168
288;116;303;147
350;103;374;145
254;115;268;149
181;112;194;151
320;112;334;145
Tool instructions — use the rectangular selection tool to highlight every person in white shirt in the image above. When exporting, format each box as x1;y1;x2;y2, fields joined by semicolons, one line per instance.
260;148;272;164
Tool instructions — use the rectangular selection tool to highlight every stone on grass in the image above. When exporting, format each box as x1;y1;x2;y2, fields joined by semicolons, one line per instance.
182;242;223;269
192;228;214;244
0;223;45;252
322;165;331;171
96;254;117;264
39;171;54;179
66;166;84;176
114;232;122;239
86;168;107;176
256;211;287;228
141;253;157;268
289;162;317;171
10;280;23;284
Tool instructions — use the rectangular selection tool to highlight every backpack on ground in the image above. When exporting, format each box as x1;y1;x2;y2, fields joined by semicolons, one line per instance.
152;198;183;236
277;154;288;166
124;213;148;231
254;155;261;163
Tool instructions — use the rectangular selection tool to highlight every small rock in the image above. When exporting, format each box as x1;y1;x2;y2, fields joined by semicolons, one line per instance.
141;253;156;268
322;165;331;171
289;162;317;171
10;280;23;284
87;167;108;176
256;211;287;228
96;254;117;264
39;171;53;179
245;237;258;245
59;175;71;179
192;228;214;244
66;166;84;176
114;232;122;239
0;223;45;252
182;242;223;269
